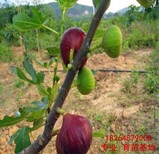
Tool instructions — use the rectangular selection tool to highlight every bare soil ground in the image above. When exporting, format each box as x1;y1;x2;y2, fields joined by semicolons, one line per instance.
0;47;159;154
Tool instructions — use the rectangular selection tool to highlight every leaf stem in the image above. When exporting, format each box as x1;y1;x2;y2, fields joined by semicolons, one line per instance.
56;107;65;115
53;56;59;86
42;24;59;35
60;9;67;37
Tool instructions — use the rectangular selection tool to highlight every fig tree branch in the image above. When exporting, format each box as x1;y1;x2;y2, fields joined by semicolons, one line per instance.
20;0;110;153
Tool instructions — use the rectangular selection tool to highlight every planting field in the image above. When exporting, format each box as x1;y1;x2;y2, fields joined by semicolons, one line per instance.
0;47;158;154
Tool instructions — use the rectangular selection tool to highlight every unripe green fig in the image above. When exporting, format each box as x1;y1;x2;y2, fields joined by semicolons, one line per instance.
137;0;155;8
101;25;122;58
77;67;95;95
93;0;111;11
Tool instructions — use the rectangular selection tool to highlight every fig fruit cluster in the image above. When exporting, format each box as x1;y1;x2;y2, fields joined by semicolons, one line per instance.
60;27;87;69
60;27;96;95
101;25;122;58
56;113;92;154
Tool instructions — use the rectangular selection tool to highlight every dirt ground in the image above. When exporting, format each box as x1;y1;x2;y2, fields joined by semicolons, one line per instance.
0;47;159;154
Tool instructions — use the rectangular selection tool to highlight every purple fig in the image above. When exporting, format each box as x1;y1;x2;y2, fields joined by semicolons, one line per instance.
60;27;87;69
56;113;92;154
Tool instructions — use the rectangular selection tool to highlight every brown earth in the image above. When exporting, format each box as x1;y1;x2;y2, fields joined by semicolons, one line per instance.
0;47;159;154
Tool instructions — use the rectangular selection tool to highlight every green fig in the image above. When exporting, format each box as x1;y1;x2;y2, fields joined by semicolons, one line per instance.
101;25;122;58
137;0;155;8
77;67;95;95
93;0;111;11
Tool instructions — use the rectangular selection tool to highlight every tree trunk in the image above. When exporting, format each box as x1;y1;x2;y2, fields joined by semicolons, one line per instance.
156;0;159;6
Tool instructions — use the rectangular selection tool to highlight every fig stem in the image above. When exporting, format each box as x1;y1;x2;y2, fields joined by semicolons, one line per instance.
89;42;102;52
69;49;74;64
67;64;73;70
56;108;66;115
53;56;59;86
52;129;60;137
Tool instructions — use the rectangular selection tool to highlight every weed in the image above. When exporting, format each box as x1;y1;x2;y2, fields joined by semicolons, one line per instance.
144;47;159;94
0;41;13;62
0;82;3;94
94;113;103;122
14;79;24;88
15;90;24;102
123;71;140;93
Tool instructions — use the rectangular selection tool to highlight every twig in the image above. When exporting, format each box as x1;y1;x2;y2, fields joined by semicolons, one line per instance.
20;0;111;153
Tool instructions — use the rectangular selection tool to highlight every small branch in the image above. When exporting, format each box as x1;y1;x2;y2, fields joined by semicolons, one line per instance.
20;0;110;153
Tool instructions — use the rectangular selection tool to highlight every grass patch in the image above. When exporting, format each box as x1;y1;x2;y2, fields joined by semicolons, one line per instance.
0;82;3;94
0;41;13;62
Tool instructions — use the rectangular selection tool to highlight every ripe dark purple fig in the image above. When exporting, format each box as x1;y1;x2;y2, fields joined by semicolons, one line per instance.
56;113;92;154
60;27;87;69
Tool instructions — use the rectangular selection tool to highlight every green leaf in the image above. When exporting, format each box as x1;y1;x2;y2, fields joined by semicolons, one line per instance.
27;109;46;122
8;131;19;145
37;71;45;84
56;0;77;10
31;7;46;24
49;84;59;103
16;67;35;84
13;7;46;31
34;58;44;67
31;98;48;111
93;129;105;138
23;60;37;83
37;84;49;96
34;57;54;68
26;99;48;122
30;118;45;131
13;127;31;154
0;108;27;128
49;60;54;66
16;59;44;84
